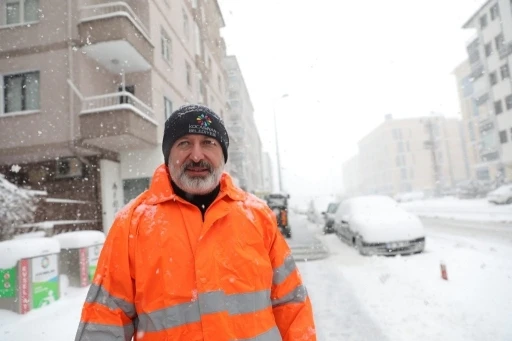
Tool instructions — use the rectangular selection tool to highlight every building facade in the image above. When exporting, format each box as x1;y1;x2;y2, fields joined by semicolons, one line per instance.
346;115;470;197
224;55;264;192
461;0;512;181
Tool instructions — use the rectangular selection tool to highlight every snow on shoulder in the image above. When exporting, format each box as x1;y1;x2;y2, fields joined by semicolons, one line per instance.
0;238;60;269
53;230;106;249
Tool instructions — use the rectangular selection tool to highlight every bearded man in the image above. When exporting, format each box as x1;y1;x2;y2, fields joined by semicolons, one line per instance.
75;104;316;341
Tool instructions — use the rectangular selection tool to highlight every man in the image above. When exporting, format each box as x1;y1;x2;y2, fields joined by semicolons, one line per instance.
75;104;316;341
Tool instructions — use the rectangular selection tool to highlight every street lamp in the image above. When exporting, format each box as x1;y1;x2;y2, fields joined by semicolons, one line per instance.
273;93;288;193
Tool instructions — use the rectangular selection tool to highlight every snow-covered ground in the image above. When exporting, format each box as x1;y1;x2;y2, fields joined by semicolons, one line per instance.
304;218;512;341
1;214;511;341
400;197;512;223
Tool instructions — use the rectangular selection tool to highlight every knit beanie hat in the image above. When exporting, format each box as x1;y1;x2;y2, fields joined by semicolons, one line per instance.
162;104;229;165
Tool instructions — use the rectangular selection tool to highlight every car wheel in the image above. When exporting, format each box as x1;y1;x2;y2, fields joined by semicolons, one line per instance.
506;198;512;205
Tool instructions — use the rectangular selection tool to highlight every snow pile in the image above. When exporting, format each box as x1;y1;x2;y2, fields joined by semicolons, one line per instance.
53;231;105;249
0;238;61;269
400;197;512;223
0;173;42;241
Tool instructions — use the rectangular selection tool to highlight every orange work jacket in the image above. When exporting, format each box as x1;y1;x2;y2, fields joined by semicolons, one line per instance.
75;164;316;341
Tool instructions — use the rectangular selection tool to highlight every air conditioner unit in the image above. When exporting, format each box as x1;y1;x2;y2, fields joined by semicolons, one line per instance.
55;157;84;179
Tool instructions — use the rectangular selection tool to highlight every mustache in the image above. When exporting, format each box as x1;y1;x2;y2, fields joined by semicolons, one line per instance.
182;160;213;172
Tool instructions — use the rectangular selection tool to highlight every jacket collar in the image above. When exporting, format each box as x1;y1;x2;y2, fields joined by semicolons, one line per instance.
145;164;246;205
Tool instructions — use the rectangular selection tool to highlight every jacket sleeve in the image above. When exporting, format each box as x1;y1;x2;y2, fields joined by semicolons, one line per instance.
75;207;137;341
266;210;317;341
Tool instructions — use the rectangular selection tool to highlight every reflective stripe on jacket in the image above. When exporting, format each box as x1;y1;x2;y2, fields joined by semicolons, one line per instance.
75;164;316;341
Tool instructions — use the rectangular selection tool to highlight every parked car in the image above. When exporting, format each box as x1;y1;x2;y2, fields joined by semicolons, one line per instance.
456;180;493;199
321;202;339;234
333;195;425;256
487;184;512;205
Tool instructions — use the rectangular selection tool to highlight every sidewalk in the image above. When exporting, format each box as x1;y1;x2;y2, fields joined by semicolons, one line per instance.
400;197;512;223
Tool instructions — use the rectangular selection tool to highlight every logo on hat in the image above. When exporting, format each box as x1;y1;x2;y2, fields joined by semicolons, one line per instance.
196;113;212;128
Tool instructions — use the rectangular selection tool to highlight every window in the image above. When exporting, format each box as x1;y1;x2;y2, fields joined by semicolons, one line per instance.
506;94;512;110
161;30;172;64
217;74;222;92
400;168;407;180
501;64;510;79
4;0;39;26
123;178;150;204
490;71;498;86
185;62;191;87
495;34;505;52
485;43;492;57
495;100;503;114
480;14;487;29
164;97;173;120
3;71;40;114
183;9;189;41
490;3;500;20
461;76;473;97
499;130;508;144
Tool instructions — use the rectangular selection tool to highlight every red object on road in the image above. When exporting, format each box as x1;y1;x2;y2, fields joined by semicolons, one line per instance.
440;262;448;280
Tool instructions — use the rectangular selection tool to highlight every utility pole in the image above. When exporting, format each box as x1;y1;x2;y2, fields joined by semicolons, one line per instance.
273;94;288;193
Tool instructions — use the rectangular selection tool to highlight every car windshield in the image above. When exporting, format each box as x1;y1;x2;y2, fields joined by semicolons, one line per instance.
326;203;339;213
267;197;287;206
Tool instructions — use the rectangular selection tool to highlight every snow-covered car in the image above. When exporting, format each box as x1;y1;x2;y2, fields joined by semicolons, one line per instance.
333;195;425;256
321;202;339;234
487;184;512;205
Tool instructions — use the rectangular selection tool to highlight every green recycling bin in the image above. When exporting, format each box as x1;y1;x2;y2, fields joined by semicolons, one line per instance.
0;238;61;314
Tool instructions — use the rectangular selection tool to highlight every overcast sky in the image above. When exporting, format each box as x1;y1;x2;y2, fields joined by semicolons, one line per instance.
218;0;486;208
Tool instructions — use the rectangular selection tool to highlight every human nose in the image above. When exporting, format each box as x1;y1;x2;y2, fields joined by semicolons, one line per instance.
189;143;205;161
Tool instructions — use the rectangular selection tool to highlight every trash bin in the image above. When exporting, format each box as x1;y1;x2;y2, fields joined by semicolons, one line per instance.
0;238;61;314
53;231;105;287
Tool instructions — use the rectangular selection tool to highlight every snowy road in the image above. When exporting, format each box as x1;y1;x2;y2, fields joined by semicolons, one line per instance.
299;214;512;341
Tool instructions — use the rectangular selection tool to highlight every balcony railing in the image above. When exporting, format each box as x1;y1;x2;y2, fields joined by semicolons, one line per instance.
79;2;151;42
81;91;157;125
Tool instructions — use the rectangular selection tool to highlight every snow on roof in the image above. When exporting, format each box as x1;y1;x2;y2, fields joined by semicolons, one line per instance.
0;238;61;269
53;231;106;249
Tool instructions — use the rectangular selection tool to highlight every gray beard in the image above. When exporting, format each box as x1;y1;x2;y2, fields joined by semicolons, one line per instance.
169;160;225;195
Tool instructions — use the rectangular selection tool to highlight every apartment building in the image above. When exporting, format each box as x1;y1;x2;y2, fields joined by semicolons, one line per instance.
346;115;470;196
223;55;264;192
0;0;230;233
453;59;505;181
461;0;512;180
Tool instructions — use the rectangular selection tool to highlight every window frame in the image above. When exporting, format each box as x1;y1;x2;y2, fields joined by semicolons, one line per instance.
160;29;172;65
2;0;39;27
164;96;173;121
1;70;41;116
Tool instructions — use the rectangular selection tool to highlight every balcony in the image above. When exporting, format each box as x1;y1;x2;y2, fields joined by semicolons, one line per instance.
79;91;158;151
498;42;512;60
78;2;153;73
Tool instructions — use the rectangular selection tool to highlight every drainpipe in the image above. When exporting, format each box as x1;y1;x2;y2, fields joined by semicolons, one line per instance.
66;0;89;165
